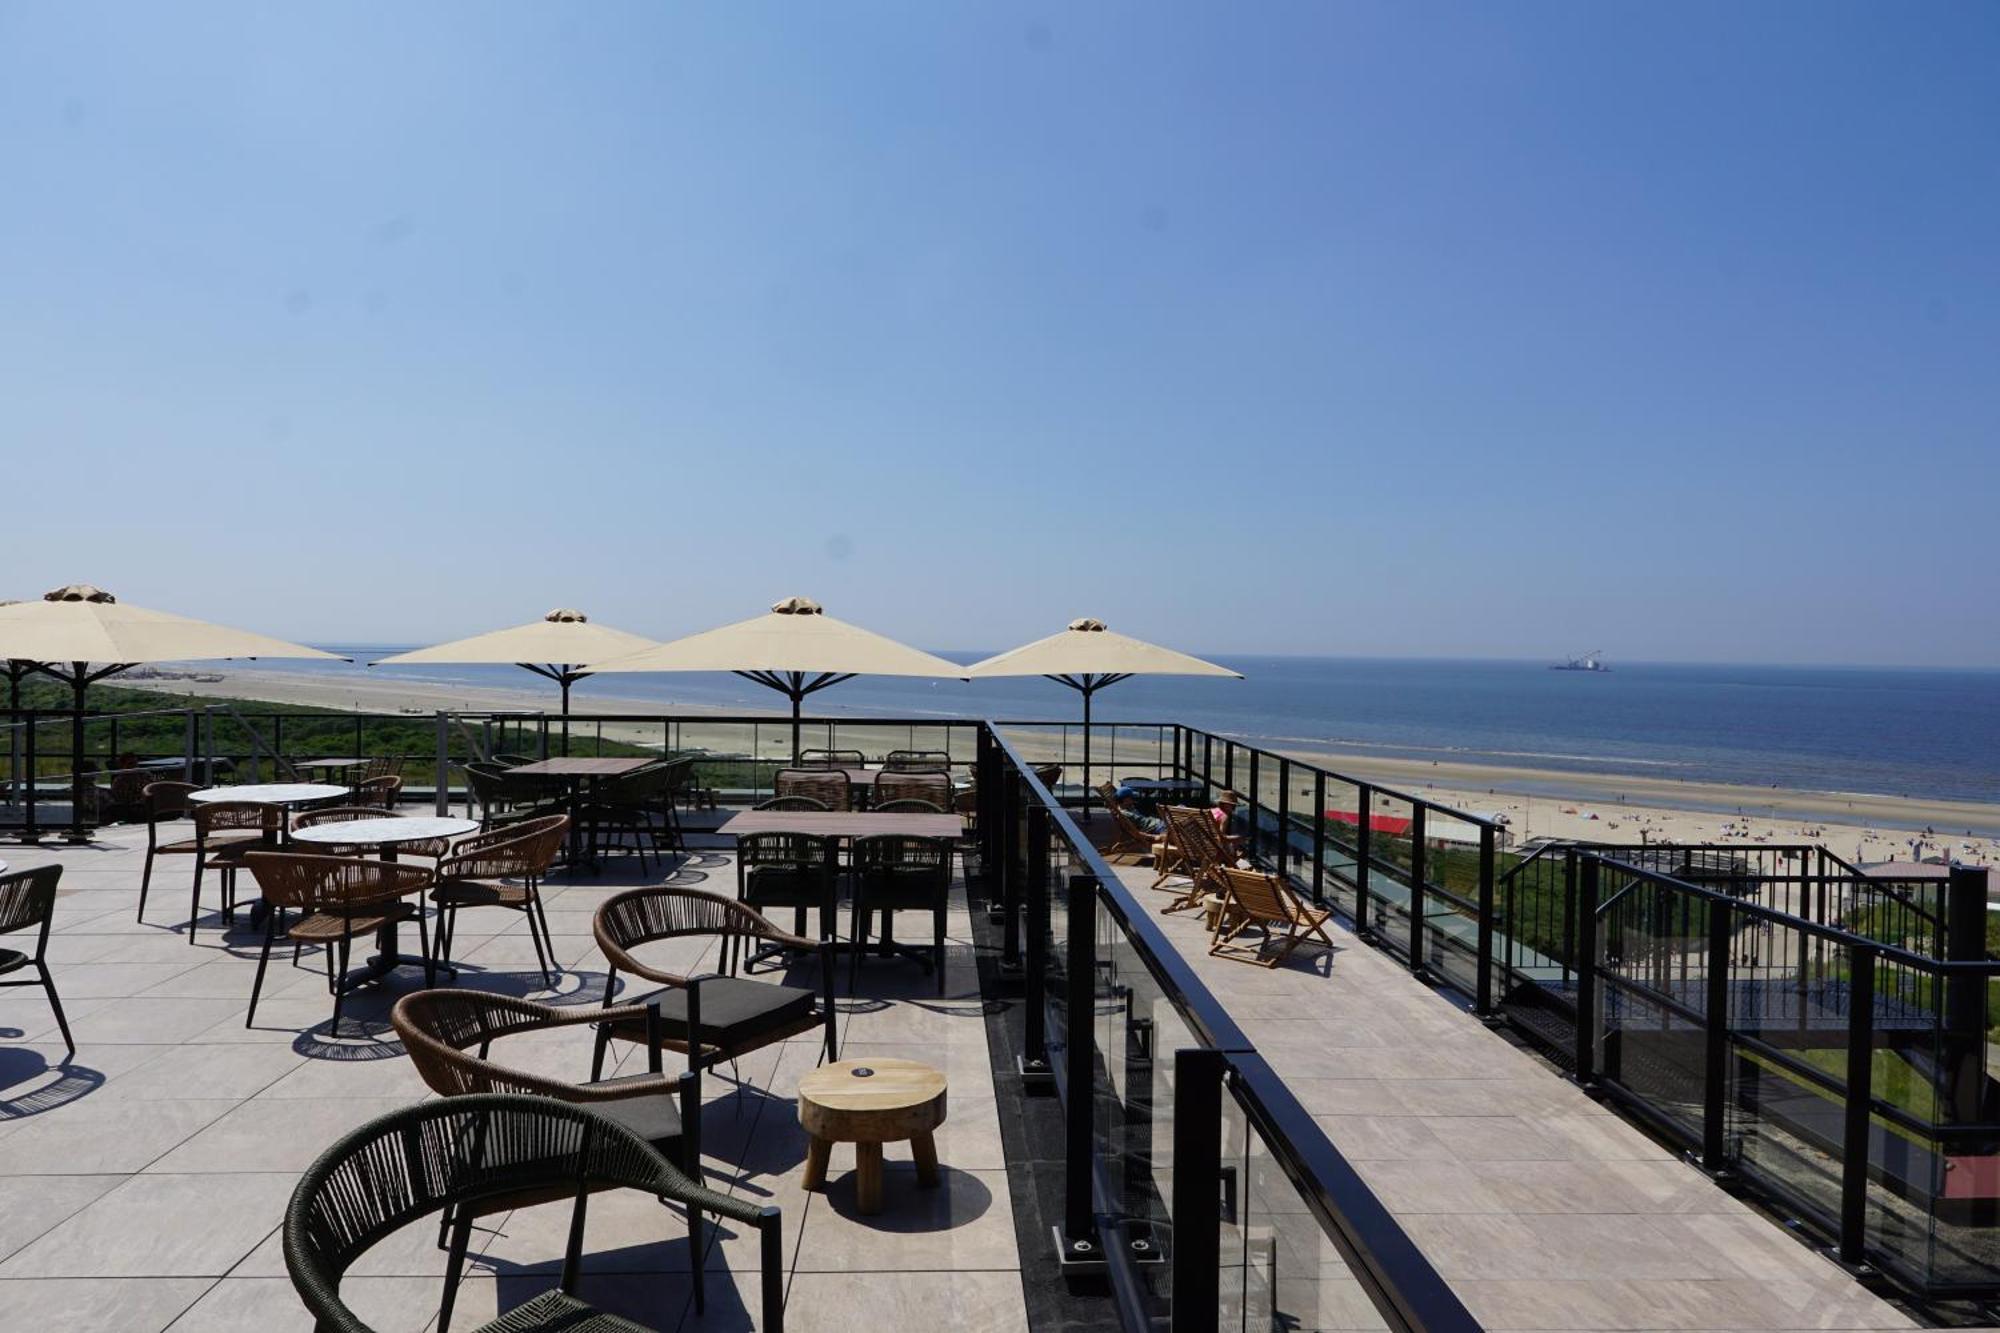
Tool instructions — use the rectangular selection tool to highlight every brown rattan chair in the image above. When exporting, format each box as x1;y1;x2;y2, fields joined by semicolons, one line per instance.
754;795;826;812
795;748;864;771
0;865;74;1060
284;1094;782;1333
773;768;851;811
591;886;837;1082
136;780;202;924
290;804;399;856
187;800;283;943
882;749;950;773
1097;781;1161;864
354;775;403;809
1209;865;1337;967
242;851;435;1034
872;770;950;810
429;814;568;986
873;798;944;814
848;835;952;994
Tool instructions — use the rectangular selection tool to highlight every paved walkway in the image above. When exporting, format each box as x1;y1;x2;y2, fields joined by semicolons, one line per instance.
1111;861;1918;1332
0;821;1024;1331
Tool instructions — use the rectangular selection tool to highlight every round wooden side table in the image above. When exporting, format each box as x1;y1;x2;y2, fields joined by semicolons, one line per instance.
797;1057;947;1215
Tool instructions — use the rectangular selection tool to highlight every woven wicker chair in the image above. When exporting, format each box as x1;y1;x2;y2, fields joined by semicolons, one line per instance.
772;768;850;812
872;771;950;810
242;852;434;1035
0;865;74;1060
591;887;837;1082
136;780;202;924
353;775;402;810
882;749;950;773
462;761;559;830
795;748;864;771
735;832;839;950
291;805;397;856
284;1094;782;1333
359;755;400;783
848;835;953;994
573;761;683;873
1208;865;1337;968
392;989;703;1181
753;795;825;813
187;800;283;943
430;815;568;986
873;798;944;814
1096;781;1160;864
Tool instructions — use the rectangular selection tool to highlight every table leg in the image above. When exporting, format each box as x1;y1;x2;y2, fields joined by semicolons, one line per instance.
911;1131;939;1187
854;1141;884;1215
802;1136;832;1192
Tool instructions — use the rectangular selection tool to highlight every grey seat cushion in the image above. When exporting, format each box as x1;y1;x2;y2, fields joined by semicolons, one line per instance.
618;976;817;1050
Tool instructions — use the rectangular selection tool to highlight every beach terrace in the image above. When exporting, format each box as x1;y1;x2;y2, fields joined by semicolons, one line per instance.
0;707;1990;1331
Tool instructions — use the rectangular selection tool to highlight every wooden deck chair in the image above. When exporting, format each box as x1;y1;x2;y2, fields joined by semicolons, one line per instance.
1208;865;1337;968
1095;782;1159;863
1159;804;1231;916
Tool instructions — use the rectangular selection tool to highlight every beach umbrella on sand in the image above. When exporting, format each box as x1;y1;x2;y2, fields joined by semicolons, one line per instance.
965;618;1241;813
585;596;965;761
370;609;658;753
0;584;344;840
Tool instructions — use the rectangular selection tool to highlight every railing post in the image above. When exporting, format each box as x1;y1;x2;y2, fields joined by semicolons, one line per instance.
202;707;215;787
270;714;282;774
1223;740;1234;797
1000;771;1021;974
1354;782;1372;937
1839;944;1876;1268
1575;856;1600;1086
1407;804;1427;974
1311;771;1327;905
23;711;38;840
1943;866;1987;1123
1244;750;1259;860
434;712;450;816
1022;802;1052;1087
1476;823;1496;1014
182;710;196;784
1170;1046;1226;1333
1701;897;1732;1172
1060;874;1102;1265
1276;757;1291;880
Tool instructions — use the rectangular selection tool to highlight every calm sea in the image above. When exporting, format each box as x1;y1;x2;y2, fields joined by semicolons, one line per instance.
240;652;2000;808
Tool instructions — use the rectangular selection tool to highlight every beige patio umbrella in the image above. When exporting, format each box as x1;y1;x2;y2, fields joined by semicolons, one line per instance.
964;618;1241;812
586;596;966;759
370;609;658;751
0;584;345;838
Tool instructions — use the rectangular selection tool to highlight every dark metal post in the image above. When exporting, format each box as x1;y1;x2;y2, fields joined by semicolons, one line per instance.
67;670;87;844
1170;1046;1226;1332
182;711;196;784
1407;803;1427;973
1561;846;1578;988
1245;750;1260;860
1311;771;1327;905
1061;875;1100;1262
1353;782;1372;937
1276;757;1291;880
1223;740;1234;797
1575;856;1600;1085
1000;770;1021;971
23;710;38;840
1022;803;1051;1084
434;713;451;817
1943;866;1986;1123
1476;823;1496;1014
1702;898;1732;1170
1839;944;1876;1266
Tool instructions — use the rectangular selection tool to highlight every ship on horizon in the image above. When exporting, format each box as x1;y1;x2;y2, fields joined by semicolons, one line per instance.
1551;650;1609;672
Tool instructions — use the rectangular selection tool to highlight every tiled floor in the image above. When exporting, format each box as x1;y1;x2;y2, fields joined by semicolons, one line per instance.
0;822;1028;1332
1112;859;1920;1332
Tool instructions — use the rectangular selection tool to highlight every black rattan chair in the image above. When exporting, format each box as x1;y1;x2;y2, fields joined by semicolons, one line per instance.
795;748;864;771
284;1094;784;1333
0;865;73;1060
735;832;839;948
883;749;950;773
848;835;953;994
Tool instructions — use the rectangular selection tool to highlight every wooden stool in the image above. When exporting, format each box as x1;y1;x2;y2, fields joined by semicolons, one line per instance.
797;1057;947;1215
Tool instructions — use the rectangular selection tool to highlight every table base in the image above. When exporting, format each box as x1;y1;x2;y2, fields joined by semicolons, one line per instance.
801;1131;940;1215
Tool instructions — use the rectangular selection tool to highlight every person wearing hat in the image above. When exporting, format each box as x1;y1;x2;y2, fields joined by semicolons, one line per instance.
1212;790;1246;859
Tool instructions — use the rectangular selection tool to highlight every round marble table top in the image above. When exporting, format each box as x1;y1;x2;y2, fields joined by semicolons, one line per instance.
290;816;479;846
187;784;350;806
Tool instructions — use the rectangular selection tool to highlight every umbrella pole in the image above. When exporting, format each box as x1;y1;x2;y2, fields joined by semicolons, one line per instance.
69;664;88;845
790;686;803;766
1081;680;1093;819
560;676;572;757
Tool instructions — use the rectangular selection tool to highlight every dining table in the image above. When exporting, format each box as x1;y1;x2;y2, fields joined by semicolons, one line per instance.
508;756;658;870
290;815;480;985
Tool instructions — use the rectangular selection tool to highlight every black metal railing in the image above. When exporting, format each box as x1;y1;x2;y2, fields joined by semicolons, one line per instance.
982;724;1476;1332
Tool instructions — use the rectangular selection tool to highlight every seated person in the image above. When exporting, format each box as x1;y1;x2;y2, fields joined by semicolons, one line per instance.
1118;794;1165;836
1211;790;1247;860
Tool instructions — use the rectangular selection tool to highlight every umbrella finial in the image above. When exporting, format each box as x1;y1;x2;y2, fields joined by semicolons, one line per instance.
1067;617;1106;632
44;584;115;604
772;596;823;616
544;608;588;623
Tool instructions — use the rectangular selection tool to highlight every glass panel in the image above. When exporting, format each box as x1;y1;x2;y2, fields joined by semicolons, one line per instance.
1317;777;1362;916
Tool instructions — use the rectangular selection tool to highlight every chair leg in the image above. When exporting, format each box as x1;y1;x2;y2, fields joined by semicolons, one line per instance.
560;1190;589;1294
137;847;155;922
523;902;552;988
416;907;435;989
246;917;278;1028
36;960;75;1061
935;904;947;995
848;900;866;992
590;1023;611;1081
689;1203;706;1313
531;891;557;977
329;934;351;1037
188;857;205;944
437;1207;475;1333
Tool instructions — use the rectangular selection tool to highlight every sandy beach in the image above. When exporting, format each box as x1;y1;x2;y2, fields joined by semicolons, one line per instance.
121;667;2000;868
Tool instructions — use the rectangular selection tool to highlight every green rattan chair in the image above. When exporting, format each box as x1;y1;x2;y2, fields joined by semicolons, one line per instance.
284;1094;784;1333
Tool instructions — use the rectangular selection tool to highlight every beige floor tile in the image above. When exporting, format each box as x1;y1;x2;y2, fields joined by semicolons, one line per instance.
0;1275;211;1329
0;1171;294;1277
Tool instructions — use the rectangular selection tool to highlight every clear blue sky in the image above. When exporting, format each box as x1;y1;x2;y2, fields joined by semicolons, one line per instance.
2;3;1995;665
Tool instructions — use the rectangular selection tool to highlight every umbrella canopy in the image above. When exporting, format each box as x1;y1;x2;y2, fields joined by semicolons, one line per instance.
371;608;657;716
587;596;965;757
965;618;1240;811
0;584;342;840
